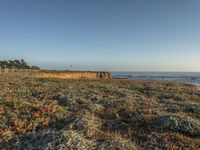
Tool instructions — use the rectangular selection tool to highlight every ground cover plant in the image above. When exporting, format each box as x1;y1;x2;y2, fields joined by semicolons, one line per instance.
0;73;200;149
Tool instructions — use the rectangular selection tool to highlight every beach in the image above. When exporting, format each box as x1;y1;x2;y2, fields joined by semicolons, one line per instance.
0;72;200;149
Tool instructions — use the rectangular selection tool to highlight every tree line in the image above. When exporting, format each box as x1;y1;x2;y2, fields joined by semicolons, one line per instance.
0;59;40;69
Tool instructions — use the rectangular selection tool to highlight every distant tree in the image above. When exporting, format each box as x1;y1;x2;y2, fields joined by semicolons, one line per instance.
13;60;19;68
20;59;29;69
0;59;40;69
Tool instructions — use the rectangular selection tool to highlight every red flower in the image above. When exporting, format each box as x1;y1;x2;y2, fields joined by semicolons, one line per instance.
33;111;41;118
42;118;49;126
0;107;5;115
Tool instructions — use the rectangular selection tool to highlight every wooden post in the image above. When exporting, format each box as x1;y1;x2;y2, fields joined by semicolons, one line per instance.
0;67;1;74
5;68;8;74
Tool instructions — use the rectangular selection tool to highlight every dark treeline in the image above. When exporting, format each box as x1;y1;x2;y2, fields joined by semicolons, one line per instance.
0;59;40;69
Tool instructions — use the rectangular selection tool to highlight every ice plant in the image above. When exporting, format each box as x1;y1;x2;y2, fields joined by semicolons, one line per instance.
33;111;41;119
0;107;5;115
42;118;49;126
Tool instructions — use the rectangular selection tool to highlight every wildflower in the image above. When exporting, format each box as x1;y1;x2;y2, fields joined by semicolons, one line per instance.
33;111;41;118
0;107;5;115
42;118;49;126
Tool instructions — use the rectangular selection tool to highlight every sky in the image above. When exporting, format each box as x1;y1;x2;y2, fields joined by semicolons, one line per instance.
0;0;200;71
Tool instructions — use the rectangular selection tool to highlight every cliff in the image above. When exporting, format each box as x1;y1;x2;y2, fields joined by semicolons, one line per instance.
36;71;112;79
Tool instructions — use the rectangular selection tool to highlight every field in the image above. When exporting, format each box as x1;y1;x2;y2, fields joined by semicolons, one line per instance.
0;73;200;149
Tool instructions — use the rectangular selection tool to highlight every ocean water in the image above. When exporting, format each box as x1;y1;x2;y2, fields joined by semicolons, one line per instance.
112;72;200;89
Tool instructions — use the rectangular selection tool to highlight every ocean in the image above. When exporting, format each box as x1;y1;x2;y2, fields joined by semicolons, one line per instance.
112;72;200;89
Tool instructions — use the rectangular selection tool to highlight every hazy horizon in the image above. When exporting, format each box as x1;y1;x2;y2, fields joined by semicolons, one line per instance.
1;0;200;72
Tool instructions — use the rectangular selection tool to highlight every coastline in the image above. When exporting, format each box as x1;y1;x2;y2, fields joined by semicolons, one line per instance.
112;71;200;90
114;76;200;91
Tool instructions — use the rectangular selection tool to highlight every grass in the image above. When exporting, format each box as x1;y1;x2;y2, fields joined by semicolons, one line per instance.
0;73;200;149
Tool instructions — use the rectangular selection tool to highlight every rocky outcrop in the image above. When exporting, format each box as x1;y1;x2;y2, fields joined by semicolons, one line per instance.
36;71;112;79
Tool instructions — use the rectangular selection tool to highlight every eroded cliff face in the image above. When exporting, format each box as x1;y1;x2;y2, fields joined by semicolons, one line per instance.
36;71;112;79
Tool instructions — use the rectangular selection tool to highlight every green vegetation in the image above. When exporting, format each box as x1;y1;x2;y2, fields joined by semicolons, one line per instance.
0;59;40;69
0;73;200;149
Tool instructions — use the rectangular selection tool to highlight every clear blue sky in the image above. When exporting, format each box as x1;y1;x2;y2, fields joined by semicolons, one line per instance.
0;0;200;71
